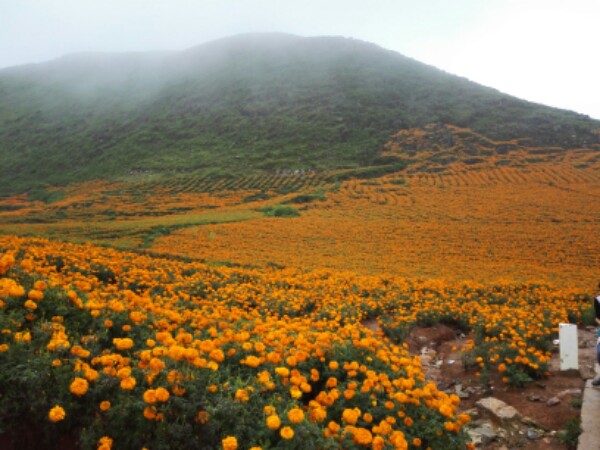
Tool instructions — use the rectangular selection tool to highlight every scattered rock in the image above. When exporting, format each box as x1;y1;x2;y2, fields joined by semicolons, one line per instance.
496;428;508;440
455;384;471;399
526;428;540;440
526;394;543;402
476;397;520;421
416;336;428;346
467;420;497;446
556;388;581;398
546;397;560;407
420;347;437;366
521;416;548;431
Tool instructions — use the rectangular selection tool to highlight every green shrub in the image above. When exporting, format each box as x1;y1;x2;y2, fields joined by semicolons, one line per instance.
557;417;581;449
258;205;300;217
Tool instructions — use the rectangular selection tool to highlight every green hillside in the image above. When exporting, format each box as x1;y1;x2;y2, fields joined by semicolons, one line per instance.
0;32;598;195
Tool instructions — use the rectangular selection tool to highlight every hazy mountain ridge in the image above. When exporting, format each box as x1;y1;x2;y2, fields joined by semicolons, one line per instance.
1;32;598;195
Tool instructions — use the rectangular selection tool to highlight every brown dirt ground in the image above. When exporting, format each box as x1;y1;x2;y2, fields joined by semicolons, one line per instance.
404;323;597;449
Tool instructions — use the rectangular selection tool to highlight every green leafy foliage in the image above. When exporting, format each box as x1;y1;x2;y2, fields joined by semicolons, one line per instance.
258;205;301;217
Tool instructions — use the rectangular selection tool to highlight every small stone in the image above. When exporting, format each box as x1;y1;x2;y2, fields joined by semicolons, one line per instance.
476;397;520;421
556;388;581;398
496;428;508;439
521;416;548;431
527;394;542;402
467;420;497;446
464;408;479;419
546;397;560;406
526;429;540;440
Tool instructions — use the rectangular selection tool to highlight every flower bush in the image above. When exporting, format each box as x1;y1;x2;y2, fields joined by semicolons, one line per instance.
0;235;590;449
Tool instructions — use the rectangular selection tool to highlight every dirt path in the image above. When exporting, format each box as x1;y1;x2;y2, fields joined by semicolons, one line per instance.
400;324;598;449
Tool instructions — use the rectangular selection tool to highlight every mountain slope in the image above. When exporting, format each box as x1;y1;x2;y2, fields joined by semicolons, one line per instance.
0;32;598;195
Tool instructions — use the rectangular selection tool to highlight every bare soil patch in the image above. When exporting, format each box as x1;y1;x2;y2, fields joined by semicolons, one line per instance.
404;324;597;449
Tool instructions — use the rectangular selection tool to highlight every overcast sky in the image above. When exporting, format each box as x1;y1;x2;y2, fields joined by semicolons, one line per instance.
1;0;599;119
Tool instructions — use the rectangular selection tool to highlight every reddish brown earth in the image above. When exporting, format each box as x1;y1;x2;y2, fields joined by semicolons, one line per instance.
404;324;595;449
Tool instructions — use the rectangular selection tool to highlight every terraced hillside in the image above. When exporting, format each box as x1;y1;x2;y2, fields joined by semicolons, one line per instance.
1;126;598;289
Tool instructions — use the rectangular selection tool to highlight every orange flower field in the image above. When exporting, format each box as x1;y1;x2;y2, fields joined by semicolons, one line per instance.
0;233;593;449
0;126;599;449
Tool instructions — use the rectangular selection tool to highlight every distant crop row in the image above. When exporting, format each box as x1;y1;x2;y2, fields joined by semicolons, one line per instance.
113;172;331;196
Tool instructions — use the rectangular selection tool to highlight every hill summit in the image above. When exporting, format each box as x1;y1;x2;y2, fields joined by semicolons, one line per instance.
0;33;598;195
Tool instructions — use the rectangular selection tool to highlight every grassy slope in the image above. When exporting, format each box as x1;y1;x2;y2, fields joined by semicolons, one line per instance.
1;33;598;195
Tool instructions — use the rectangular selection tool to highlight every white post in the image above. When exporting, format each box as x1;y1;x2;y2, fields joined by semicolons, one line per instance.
558;323;578;371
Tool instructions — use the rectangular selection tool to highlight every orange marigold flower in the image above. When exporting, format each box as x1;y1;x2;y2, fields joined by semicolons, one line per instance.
23;300;37;310
209;348;225;363
275;367;290;377
70;377;89;397
342;408;360;425
280;426;294;440
100;401;111;411
33;280;47;291
287;407;305;424
289;386;302;399
351;427;373;445
242;355;261;368
120;376;136;390
143;406;156;420
48;405;66;422
266;414;281;430
372;435;385;450
444;421;457;432
143;389;157;404
98;436;113;450
155;387;170;402
309;406;327;423
27;289;43;301
8;285;25;297
113;338;134;351
222;436;238;450
196;410;209;424
172;385;186;396
234;389;249;402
